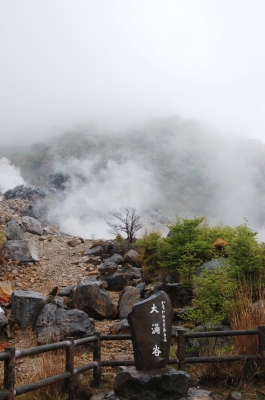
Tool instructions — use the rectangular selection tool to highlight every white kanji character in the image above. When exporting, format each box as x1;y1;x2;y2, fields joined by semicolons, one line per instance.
150;304;159;313
151;324;160;334
152;345;161;357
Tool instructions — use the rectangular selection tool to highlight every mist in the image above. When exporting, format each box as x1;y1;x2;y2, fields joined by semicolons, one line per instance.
0;158;26;193
0;0;264;146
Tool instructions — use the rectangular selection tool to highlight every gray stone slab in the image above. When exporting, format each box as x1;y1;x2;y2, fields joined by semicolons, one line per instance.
128;290;173;371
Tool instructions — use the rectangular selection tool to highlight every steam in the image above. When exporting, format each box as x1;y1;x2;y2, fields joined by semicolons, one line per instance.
0;158;26;194
47;158;161;238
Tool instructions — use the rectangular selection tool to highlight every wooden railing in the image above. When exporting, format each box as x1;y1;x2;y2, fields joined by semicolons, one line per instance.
1;326;265;399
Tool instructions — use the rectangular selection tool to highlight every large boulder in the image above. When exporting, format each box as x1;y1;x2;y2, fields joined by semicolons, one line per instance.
113;367;191;400
124;250;142;268
98;261;118;276
4;221;24;240
105;273;127;291
2;239;39;262
21;216;43;236
196;257;228;276
35;303;94;344
71;278;117;319
11;290;49;329
109;319;130;335
4;185;46;200
84;246;103;257
118;286;141;319
154;283;184;308
118;264;142;281
105;254;124;265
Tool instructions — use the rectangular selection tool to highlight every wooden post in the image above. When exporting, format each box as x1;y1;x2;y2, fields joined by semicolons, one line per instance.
66;337;75;400
177;329;186;371
93;331;101;386
258;326;265;375
4;347;16;400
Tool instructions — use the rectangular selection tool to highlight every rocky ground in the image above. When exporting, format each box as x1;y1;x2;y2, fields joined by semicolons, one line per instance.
0;197;264;399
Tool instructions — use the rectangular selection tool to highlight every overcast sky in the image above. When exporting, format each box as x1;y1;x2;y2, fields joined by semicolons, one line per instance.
0;0;264;145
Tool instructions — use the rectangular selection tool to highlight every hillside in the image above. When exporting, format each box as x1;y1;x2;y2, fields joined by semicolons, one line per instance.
1;117;265;237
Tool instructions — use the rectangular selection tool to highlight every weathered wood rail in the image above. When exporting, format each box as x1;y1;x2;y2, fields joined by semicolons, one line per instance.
1;326;265;399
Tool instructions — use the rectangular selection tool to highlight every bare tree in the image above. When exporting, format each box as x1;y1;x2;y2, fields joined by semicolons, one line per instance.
105;206;144;245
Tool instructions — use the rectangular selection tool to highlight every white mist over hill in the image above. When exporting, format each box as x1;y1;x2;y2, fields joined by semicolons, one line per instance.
46;157;162;238
0;158;26;194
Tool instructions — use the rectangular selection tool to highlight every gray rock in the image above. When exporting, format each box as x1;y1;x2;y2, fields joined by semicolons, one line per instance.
118;264;142;281
136;282;146;297
113;367;191;400
35;303;94;344
105;273;127;291
105;254;124;265
0;312;8;332
58;286;75;297
22;216;43;236
2;239;39;262
4;221;24;240
109;319;130;335
124;250;142;268
4;185;46;201
84;246;103;256
11;290;49;329
98;262;118;276
128;291;173;371
196;257;228;276
118;286;141;319
155;283;184;308
71;278;117;319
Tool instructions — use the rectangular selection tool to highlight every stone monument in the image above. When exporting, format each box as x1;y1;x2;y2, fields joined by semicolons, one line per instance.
113;291;191;399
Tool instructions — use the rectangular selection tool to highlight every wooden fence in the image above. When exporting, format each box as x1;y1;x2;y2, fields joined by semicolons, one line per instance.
1;326;265;400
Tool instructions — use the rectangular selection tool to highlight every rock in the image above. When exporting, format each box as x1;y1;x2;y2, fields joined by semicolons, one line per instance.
109;319;130;335
58;286;75;297
84;246;103;257
113;366;191;400
0;282;13;304
118;264;142;281
0;311;8;332
226;391;242;400
136;282;146;296
4;185;46;201
11;290;49;329
196;258;228;277
4;221;24;240
128;291;173;371
71;278;117;319
98;261;118;276
46;172;70;191
35;303;94;344
105;254;124;265
118;286;141;319
22;216;43;236
2;239;39;262
155;283;184;308
105;274;127;291
124;250;142;268
67;237;82;247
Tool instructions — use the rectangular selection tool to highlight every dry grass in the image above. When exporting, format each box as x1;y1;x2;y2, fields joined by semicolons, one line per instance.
190;283;265;388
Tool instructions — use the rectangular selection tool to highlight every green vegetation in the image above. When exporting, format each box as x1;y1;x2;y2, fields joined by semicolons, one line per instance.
136;216;265;326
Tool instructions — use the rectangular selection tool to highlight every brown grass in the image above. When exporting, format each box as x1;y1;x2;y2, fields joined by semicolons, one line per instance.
190;283;265;388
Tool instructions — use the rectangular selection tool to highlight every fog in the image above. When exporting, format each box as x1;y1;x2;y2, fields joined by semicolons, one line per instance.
0;0;264;146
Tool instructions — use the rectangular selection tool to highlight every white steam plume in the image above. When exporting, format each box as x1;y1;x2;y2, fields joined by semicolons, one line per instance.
0;157;26;193
47;158;161;239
